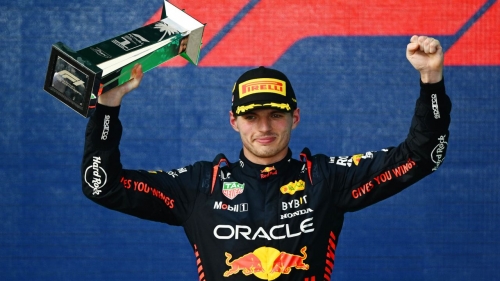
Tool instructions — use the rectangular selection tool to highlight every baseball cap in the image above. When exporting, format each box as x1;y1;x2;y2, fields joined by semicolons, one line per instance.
231;66;297;115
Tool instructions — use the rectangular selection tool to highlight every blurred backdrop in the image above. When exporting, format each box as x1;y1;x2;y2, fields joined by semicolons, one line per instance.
1;0;499;280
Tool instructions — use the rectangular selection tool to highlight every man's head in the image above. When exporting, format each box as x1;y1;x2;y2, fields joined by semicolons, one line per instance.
231;66;297;116
229;67;300;165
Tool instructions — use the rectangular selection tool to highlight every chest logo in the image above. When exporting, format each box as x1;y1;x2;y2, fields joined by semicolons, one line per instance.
260;166;278;179
223;182;245;200
280;180;305;195
223;246;309;280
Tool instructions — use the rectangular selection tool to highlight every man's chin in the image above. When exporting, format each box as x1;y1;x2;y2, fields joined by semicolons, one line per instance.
254;147;283;158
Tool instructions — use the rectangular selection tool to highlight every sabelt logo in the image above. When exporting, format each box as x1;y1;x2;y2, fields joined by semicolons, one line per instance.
84;156;107;196
431;94;441;119
224;246;309;280
431;135;447;171
213;217;314;241
239;78;286;98
101;115;110;140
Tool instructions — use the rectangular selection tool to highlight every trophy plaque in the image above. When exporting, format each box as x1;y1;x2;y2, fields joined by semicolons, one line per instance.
44;1;204;117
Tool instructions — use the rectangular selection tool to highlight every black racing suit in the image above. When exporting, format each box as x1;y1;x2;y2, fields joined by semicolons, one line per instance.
82;80;451;281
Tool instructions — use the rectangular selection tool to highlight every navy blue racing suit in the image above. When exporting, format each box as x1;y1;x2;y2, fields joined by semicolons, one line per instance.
82;79;451;280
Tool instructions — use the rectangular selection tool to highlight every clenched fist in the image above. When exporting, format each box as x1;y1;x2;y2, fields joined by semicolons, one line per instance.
406;35;443;83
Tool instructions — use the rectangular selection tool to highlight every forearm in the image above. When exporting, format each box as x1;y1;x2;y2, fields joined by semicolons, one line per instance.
82;103;123;199
334;79;451;212
406;78;451;170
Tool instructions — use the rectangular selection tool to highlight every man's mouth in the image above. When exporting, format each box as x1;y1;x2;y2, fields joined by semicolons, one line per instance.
255;136;276;144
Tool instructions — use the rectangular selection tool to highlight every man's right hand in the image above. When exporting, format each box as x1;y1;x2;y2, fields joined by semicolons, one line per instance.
98;64;144;107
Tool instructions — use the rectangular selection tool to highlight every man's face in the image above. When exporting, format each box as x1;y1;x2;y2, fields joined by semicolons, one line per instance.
229;108;300;165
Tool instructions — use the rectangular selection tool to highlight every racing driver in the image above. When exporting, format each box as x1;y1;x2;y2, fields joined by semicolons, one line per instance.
82;35;451;280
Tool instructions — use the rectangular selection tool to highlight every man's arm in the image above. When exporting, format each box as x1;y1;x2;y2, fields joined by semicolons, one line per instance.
81;64;204;225
326;35;451;211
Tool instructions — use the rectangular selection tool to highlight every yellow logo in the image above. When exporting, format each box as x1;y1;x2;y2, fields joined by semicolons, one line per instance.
352;154;363;166
280;180;305;195
239;78;286;98
224;246;309;280
235;102;291;115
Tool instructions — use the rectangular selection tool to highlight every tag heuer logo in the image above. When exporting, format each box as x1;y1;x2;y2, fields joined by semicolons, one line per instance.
222;182;245;200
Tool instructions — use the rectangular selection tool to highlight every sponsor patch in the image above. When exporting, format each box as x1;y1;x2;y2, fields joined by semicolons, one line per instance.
431;135;447;171
101;115;110;140
281;208;313;220
223;246;309;279
84;156;107;196
239;78;286;98
214;217;314;241
280;180;305;195
260;166;277;179
214;201;249;212
431;93;441;119
222;182;245;199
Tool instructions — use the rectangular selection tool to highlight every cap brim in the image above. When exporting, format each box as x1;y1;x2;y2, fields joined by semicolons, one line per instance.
233;102;293;115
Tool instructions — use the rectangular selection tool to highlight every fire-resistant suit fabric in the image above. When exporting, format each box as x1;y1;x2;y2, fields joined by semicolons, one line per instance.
81;79;451;281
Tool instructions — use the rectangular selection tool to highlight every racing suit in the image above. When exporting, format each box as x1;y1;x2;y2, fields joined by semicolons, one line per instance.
82;80;451;281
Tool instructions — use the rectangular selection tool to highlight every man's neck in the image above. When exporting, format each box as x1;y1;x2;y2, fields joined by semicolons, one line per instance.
241;147;289;165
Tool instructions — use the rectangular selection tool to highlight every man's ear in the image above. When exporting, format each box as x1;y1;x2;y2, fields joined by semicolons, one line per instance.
291;108;301;129
229;111;240;132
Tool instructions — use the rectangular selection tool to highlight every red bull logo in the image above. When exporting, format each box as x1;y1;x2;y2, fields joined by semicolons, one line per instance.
223;252;264;277
224;246;309;280
260;166;278;179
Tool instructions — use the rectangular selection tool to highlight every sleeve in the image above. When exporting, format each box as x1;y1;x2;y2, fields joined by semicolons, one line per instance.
81;103;209;225
323;79;451;212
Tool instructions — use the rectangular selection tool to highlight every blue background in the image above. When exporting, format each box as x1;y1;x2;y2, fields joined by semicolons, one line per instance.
1;1;499;280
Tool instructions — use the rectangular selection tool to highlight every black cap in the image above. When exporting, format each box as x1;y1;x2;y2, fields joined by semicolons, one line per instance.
231;66;297;115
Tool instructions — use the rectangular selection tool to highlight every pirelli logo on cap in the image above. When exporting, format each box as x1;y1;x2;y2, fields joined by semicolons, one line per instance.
239;78;286;98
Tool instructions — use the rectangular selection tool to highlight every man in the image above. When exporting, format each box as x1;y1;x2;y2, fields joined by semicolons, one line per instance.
82;35;450;280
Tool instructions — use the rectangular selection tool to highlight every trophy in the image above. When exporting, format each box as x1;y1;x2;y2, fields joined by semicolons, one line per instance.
43;1;205;117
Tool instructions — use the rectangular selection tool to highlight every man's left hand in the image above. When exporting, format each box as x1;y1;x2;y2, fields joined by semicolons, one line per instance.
406;35;444;83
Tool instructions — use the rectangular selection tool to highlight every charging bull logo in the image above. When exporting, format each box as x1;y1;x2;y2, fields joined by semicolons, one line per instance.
224;246;309;280
260;166;278;179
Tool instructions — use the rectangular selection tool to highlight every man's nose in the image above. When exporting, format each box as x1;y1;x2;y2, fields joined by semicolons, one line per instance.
257;117;272;131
